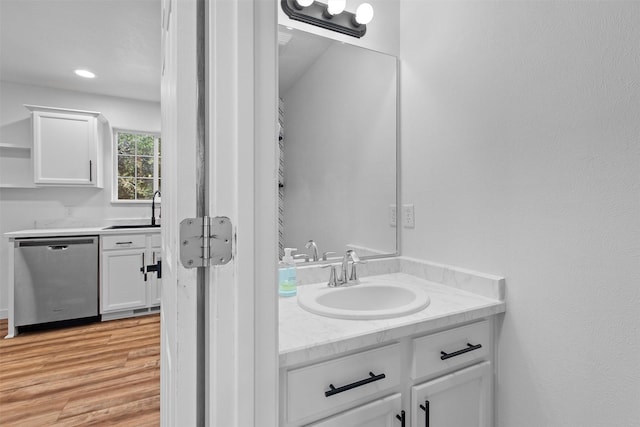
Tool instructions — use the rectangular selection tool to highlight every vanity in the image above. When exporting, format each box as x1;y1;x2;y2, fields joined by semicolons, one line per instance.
277;25;505;427
278;259;505;427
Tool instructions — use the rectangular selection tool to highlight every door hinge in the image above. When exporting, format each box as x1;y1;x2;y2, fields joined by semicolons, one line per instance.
180;216;232;268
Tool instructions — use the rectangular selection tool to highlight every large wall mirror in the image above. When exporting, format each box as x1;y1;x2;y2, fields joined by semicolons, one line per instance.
278;26;398;262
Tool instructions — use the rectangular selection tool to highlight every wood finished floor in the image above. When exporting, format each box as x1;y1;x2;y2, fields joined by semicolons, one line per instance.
0;314;160;426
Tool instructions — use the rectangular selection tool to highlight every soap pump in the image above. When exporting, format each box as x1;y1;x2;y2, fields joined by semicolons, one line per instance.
279;248;297;297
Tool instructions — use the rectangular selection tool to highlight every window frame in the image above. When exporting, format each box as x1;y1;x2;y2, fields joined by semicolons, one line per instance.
111;129;162;204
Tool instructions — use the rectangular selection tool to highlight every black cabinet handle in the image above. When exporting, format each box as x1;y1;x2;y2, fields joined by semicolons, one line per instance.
140;253;147;281
89;160;92;182
420;400;430;427
146;260;162;279
440;343;482;360
395;410;405;427
324;371;386;397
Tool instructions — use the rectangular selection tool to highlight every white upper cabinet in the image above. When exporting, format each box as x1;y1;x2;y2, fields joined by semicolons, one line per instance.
26;105;105;187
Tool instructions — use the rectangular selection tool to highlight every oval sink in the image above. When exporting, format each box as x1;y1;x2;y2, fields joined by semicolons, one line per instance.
297;279;430;320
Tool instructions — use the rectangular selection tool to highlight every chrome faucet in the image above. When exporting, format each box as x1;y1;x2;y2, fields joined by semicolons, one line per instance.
324;249;366;287
151;191;161;226
305;240;319;262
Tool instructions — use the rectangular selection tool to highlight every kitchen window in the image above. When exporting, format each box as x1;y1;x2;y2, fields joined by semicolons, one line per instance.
113;130;161;202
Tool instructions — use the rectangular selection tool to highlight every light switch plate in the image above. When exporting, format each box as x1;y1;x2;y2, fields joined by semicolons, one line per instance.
389;204;397;227
402;204;415;228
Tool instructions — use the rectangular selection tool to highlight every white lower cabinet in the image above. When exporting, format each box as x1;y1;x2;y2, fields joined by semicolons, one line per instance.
281;319;495;427
102;248;147;311
309;394;404;427
411;361;493;427
101;232;161;319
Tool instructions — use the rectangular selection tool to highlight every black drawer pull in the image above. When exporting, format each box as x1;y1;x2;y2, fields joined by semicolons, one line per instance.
440;343;482;360
420;400;430;427
395;410;405;427
324;371;386;397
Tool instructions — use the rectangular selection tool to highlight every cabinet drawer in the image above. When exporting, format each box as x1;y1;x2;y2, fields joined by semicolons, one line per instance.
102;235;146;250
286;343;402;424
411;320;490;380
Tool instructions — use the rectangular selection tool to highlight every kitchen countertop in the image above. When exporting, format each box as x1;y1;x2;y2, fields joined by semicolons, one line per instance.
4;226;161;239
279;272;505;367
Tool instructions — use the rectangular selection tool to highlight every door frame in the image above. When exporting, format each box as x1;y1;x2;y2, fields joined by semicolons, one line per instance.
205;0;279;425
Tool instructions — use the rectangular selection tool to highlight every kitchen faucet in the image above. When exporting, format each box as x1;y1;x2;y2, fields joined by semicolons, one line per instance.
151;191;161;226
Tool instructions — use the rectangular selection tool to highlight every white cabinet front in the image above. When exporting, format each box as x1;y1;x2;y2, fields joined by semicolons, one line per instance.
101;249;147;312
149;248;162;306
27;105;104;187
100;232;162;318
411;361;493;427
308;393;404;427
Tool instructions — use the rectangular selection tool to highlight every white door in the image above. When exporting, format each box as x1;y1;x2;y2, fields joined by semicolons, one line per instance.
101;249;147;313
160;0;198;424
160;0;278;426
307;394;404;427
410;361;493;427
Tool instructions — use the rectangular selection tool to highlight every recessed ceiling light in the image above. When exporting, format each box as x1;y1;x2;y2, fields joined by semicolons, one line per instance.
74;69;96;79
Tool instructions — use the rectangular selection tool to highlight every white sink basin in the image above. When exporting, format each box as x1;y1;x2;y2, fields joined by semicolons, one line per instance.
297;279;430;320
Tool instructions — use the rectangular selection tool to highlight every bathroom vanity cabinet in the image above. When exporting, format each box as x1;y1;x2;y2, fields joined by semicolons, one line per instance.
25;105;106;187
100;232;161;320
280;318;495;427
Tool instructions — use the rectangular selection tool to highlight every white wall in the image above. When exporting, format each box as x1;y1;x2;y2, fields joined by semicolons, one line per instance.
278;0;400;56
0;81;161;317
401;1;640;426
283;43;396;255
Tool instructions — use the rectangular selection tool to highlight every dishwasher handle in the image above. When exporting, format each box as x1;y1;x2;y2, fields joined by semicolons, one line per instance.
48;245;69;251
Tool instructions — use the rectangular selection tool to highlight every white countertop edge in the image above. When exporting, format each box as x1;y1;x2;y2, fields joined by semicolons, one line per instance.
4;227;161;239
279;302;504;367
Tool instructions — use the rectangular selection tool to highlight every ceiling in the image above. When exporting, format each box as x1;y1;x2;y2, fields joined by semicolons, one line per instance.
0;0;161;102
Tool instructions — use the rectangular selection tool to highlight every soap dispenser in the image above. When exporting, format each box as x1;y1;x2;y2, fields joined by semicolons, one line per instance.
279;248;297;297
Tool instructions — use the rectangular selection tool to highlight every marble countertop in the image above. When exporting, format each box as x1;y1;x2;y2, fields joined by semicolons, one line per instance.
279;272;505;367
5;226;160;239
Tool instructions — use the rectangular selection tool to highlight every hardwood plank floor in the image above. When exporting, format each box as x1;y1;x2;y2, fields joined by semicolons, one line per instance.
0;315;160;426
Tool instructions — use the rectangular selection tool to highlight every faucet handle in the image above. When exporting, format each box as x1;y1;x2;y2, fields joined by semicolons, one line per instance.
321;264;340;287
294;253;310;263
322;251;337;261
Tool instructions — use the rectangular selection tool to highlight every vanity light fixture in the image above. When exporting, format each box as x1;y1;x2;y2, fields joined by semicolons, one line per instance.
74;69;96;79
281;0;373;38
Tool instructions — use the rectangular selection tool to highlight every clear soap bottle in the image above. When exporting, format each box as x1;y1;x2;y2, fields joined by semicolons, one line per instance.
279;248;297;297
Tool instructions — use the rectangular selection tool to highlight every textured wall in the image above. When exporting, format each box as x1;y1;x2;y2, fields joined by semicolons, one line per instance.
400;1;640;426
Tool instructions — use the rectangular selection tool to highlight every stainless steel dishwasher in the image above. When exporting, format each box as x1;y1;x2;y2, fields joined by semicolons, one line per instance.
14;236;99;327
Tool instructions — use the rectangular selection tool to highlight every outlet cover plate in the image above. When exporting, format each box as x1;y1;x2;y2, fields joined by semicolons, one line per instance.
402;204;415;228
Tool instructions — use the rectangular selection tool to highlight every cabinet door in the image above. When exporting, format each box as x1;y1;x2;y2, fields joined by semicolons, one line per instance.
148;248;162;306
308;393;404;427
411;361;492;427
101;249;147;312
33;111;97;185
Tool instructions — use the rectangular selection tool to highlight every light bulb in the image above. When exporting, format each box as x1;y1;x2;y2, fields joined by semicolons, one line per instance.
326;0;346;15
294;0;313;8
74;69;96;79
355;3;374;25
